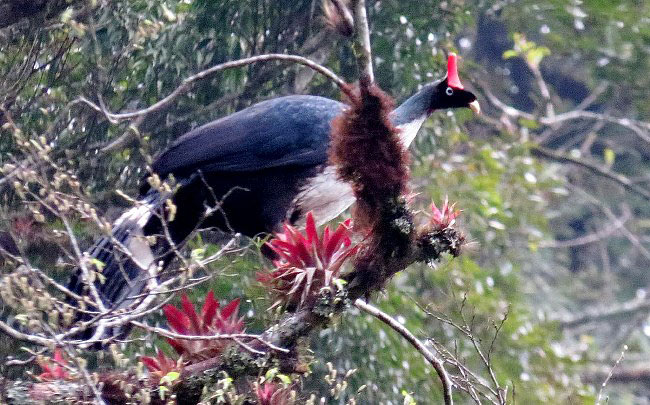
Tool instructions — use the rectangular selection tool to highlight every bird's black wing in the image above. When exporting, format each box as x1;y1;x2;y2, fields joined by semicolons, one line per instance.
152;95;346;177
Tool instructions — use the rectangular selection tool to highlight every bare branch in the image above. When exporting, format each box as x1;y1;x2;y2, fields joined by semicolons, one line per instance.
0;319;55;346
476;76;650;148
131;321;289;354
354;299;454;405
419;299;507;404
556;297;650;329
538;209;631;248
570;187;650;261
531;145;650;202
528;63;554;119
540;110;650;146
351;0;373;83
574;82;608;112
78;53;347;122
596;346;628;405
475;81;535;121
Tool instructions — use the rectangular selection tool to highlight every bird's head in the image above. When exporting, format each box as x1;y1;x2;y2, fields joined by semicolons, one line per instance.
430;53;480;114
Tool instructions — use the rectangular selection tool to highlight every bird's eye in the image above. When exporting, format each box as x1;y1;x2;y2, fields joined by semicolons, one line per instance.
445;87;454;96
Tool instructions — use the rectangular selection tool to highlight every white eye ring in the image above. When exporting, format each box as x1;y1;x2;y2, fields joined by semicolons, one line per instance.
445;87;454;96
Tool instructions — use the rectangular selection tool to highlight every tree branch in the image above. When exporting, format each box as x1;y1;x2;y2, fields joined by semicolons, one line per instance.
351;0;373;83
131;321;289;355
556;295;650;329
531;145;650;202
540;110;650;146
97;28;337;154
538;209;631;248
354;299;454;405
476;76;650;148
79;53;347;122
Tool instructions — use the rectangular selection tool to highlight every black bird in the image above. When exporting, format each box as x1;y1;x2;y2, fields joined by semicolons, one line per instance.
68;54;479;337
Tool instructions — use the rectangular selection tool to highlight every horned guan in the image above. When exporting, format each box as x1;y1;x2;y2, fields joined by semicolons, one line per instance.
67;53;479;341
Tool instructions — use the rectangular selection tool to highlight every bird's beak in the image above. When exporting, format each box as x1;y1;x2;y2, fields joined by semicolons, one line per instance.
468;100;481;115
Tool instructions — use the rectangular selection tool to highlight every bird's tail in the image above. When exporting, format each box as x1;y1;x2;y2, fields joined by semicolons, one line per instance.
66;190;170;342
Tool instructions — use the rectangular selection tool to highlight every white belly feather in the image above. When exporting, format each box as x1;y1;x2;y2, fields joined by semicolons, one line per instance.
291;116;427;226
291;166;356;226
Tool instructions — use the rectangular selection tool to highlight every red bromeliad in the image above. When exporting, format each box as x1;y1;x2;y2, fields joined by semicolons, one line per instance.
162;291;245;362
36;349;72;381
429;196;461;230
257;212;359;308
140;349;183;382
255;382;293;405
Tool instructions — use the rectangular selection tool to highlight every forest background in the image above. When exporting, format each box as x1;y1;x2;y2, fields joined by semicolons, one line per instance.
1;0;650;403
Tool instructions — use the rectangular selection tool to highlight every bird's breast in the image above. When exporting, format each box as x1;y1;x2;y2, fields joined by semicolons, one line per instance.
290;165;356;227
396;115;427;148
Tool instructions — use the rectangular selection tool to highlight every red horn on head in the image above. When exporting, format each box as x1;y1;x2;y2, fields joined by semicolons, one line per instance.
447;53;464;90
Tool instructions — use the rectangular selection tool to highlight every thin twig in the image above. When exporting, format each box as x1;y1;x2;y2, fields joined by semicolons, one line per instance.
528;63;554;119
596;345;628;405
131;321;289;354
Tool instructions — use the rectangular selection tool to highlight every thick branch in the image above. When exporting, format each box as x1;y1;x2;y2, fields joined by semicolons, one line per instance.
351;0;373;83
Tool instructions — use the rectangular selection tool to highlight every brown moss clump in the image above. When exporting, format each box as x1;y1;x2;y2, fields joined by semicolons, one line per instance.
329;83;409;231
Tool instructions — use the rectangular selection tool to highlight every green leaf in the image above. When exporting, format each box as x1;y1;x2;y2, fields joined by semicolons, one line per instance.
333;278;347;291
518;118;540;129
159;386;168;400
402;390;417;405
90;258;105;271
503;49;519;59
604;148;615;166
264;367;278;382
526;46;550;68
220;377;233;390
277;374;292;386
160;371;180;385
191;248;205;261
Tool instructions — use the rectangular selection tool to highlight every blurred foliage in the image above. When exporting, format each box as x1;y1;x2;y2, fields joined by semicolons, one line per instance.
2;0;650;403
